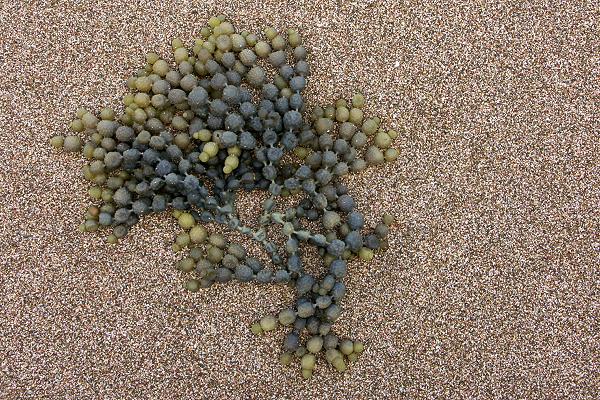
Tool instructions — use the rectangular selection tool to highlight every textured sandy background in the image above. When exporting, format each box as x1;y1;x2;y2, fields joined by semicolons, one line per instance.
0;1;598;399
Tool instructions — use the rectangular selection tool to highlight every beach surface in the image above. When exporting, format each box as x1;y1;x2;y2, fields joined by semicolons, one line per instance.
0;1;597;399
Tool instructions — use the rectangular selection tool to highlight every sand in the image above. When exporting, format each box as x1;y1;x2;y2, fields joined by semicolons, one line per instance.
0;1;598;399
